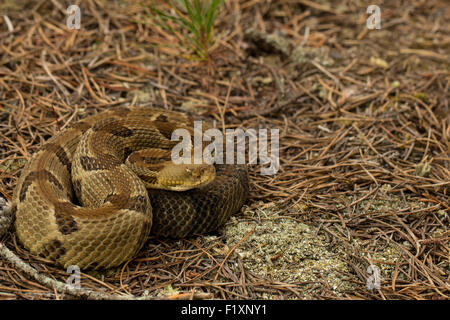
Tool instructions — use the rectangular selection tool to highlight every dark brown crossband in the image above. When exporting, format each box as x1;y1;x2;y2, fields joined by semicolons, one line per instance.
52;201;78;235
40;239;66;260
19;170;63;202
92;120;134;138
44;143;72;173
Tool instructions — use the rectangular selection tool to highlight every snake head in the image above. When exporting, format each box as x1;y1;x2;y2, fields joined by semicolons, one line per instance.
157;163;216;191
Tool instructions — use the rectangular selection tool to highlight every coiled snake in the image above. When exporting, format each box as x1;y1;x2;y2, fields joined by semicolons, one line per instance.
10;107;249;270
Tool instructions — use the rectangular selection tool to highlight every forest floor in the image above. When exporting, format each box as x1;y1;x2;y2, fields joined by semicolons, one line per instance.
0;0;448;299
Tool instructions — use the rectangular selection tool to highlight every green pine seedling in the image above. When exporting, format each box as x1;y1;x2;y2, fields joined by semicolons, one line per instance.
144;0;224;61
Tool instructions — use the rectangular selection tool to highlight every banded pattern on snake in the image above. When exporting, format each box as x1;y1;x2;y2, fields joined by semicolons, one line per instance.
11;107;249;270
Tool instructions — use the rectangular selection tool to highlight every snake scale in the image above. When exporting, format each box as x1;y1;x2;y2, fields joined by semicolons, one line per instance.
10;107;249;270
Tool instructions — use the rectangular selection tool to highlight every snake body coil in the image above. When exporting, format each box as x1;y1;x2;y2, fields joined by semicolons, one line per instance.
12;107;248;270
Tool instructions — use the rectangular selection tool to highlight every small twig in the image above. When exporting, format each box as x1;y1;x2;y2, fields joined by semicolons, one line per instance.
214;227;254;281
